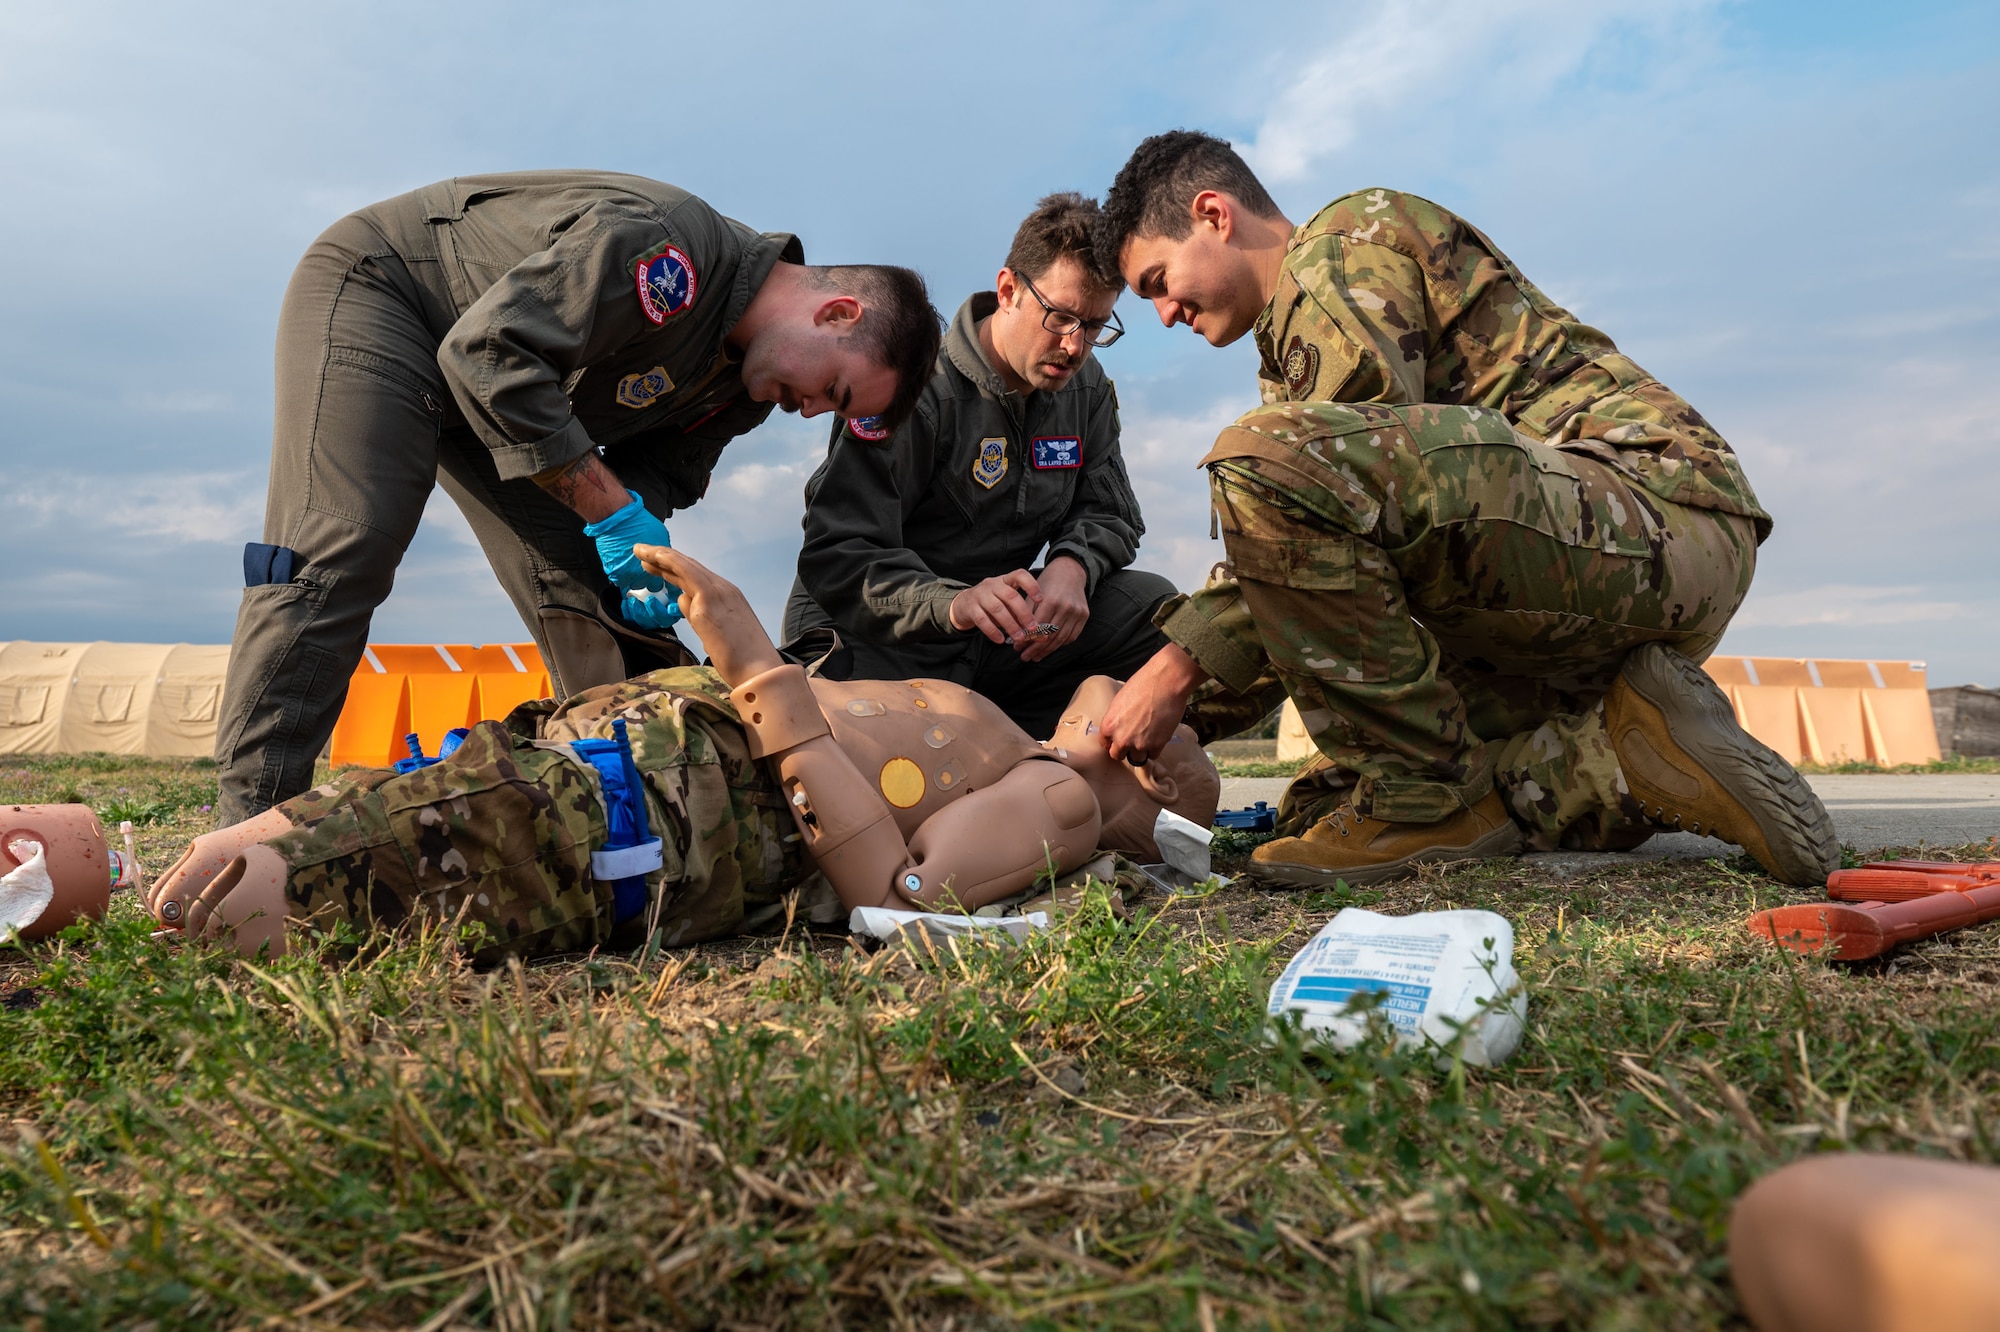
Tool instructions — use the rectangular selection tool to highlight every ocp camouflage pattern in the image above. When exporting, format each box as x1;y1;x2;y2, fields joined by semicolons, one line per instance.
262;667;804;963
1250;187;1768;532
1164;402;1759;847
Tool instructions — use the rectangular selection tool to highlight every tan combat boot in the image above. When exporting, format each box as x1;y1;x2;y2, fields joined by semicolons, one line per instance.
1604;642;1839;886
1249;791;1523;888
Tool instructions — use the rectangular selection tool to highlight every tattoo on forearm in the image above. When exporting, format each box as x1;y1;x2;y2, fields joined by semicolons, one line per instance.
535;453;623;516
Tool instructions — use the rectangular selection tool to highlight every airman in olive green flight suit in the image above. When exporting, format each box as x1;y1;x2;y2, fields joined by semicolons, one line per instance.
216;172;801;826
785;293;1171;739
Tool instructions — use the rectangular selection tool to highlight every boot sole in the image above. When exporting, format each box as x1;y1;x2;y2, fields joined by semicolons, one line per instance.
1248;819;1524;889
1610;643;1839;886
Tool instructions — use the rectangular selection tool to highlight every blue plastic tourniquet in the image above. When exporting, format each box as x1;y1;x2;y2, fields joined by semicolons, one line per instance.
568;718;663;925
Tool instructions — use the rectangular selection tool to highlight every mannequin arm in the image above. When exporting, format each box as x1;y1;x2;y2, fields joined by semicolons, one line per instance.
904;760;1101;911
732;662;915;911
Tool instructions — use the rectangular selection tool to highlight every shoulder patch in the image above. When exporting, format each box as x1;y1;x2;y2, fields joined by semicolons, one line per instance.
616;366;674;409
1283;335;1321;399
972;437;1008;489
1031;436;1081;470
845;415;890;442
636;244;697;325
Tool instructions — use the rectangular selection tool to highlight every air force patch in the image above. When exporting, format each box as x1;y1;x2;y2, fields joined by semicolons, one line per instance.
846;415;891;442
1031;436;1081;469
636;244;697;324
972;437;1008;489
616;366;674;409
1282;334;1320;398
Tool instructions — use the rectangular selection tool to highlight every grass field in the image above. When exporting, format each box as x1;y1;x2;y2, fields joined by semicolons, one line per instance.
4;753;1999;1329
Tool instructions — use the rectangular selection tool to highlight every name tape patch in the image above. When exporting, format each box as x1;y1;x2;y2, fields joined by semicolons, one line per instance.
1031;436;1081;469
636;245;697;324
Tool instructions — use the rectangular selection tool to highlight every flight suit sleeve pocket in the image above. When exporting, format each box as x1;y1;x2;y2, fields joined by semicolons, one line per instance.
1224;531;1356;591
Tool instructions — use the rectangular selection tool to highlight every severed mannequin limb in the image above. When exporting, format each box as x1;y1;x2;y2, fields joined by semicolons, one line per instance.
147;808;295;929
1730;1153;2000;1332
183;845;292;959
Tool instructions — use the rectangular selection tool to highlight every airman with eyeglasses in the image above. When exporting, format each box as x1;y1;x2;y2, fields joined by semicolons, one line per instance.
784;192;1176;741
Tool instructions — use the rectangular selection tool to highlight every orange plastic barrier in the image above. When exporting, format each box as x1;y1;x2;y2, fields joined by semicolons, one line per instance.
328;643;551;769
1701;657;1941;768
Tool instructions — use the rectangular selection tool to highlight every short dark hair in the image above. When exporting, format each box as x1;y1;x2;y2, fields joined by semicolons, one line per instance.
1004;192;1121;293
1096;130;1283;277
809;264;942;432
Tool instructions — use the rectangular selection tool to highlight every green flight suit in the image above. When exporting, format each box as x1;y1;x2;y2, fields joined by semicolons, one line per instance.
785;293;1171;739
215;171;801;825
1161;190;1769;849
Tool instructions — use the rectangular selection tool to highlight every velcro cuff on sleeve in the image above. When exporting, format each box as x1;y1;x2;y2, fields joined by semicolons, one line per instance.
592;838;664;881
490;418;599;482
1158;595;1265;695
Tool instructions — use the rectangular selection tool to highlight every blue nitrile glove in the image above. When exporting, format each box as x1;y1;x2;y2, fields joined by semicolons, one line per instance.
583;491;683;629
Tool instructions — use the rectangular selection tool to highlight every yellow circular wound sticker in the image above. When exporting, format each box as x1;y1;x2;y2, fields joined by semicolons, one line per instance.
879;757;927;808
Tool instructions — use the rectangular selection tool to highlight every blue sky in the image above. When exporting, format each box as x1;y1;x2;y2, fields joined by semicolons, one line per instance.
3;1;1996;687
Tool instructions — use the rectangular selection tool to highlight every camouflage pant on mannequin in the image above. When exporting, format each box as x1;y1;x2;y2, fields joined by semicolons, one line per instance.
259;668;804;965
1170;401;1759;851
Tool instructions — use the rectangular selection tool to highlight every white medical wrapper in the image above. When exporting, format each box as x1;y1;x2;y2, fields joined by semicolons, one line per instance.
1267;907;1526;1067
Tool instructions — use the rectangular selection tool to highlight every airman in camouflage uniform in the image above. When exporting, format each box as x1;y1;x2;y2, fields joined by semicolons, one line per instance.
1097;131;1835;884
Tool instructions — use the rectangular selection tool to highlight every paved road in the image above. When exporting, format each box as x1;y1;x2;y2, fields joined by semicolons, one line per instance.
1217;773;2000;861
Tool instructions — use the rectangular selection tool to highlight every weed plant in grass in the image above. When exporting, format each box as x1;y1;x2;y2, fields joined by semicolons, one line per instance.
4;833;2000;1328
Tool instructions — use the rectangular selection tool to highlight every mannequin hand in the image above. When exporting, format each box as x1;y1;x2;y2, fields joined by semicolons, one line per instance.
1017;557;1089;663
147;808;294;928
633;544;782;684
1099;643;1209;764
948;570;1040;646
584;492;683;628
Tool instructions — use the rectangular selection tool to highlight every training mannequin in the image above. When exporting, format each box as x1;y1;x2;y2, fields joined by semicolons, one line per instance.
147;547;1218;961
1730;1153;2000;1332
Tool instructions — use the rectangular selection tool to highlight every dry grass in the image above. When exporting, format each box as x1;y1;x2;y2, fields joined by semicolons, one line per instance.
4;754;2000;1329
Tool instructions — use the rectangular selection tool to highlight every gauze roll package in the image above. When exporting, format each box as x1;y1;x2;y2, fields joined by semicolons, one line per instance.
1267;907;1526;1068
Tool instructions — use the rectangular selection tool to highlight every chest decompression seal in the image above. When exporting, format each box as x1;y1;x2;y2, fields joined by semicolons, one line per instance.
563;719;663;925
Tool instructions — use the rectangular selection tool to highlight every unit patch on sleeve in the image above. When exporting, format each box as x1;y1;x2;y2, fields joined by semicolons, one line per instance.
636;244;698;325
971;437;1009;489
845;415;891;442
615;366;675;409
1282;334;1320;399
1031;436;1081;469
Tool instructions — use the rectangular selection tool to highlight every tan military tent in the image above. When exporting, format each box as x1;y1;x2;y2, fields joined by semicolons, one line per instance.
0;642;230;757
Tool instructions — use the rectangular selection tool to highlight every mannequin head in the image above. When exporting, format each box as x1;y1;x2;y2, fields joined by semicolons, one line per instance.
1045;676;1221;861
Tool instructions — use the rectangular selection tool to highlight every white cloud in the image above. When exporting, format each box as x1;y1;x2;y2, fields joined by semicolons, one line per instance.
7;470;265;545
1730;584;1986;630
1243;0;1714;185
1120;395;1247;593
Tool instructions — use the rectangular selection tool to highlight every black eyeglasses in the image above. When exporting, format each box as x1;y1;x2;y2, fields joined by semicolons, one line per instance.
1016;270;1125;347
